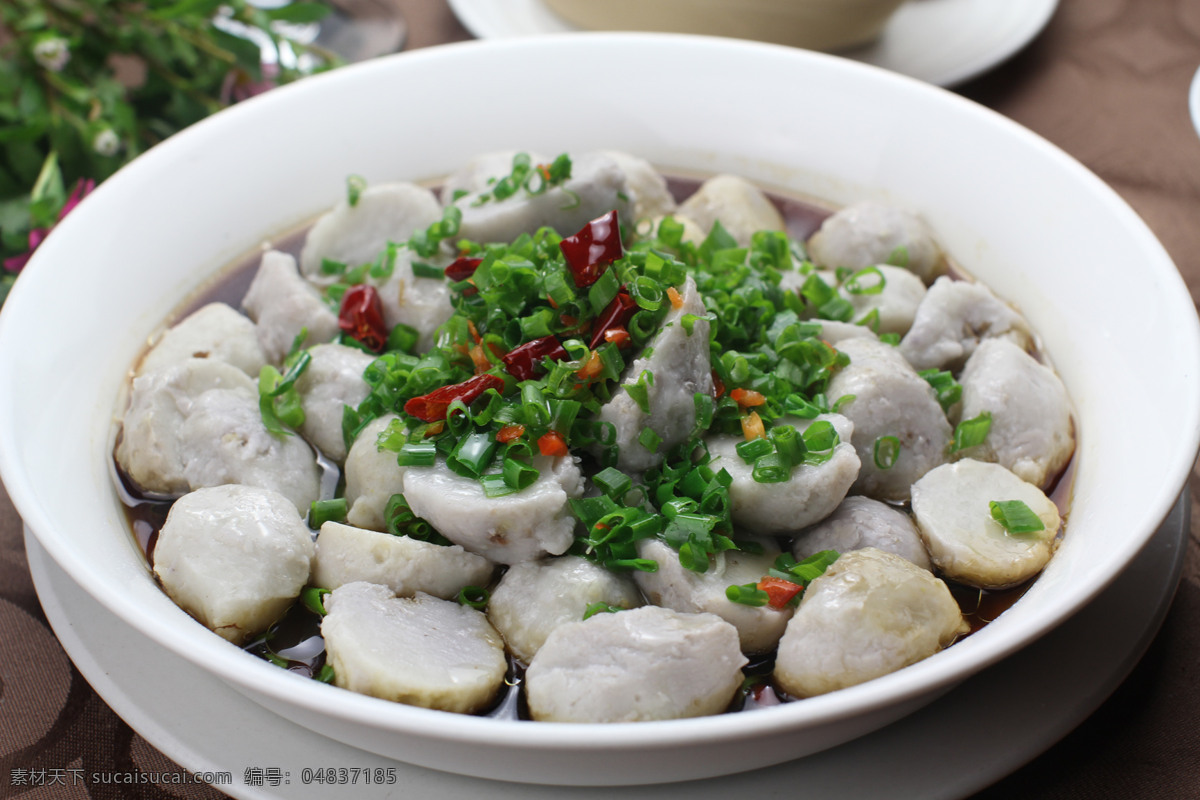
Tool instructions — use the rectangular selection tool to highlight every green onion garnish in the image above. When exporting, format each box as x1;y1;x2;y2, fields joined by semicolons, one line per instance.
502;456;539;492
950;411;992;452
752;452;791;483
842;266;886;295
873;435;900;470
582;602;622;620
919;368;962;412
447;430;498;478
386;323;419;354
411;260;445;279
736;436;774;463
638;426;662;452
346;174;366;207
886;245;909;267
457;586;490;609
593;466;633;500
768;550;839;586
309;498;347;528
989;500;1046;534
725;583;769;607
397;441;437;467
383;493;450;545
300;586;331;616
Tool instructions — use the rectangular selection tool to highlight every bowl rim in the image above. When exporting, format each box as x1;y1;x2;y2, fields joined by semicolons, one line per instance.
2;31;1199;756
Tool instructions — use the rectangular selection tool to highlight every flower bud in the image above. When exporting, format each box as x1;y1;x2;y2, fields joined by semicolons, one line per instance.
32;37;70;72
92;129;120;157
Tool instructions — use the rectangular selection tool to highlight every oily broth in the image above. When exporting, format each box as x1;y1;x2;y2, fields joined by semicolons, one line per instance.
114;174;1075;716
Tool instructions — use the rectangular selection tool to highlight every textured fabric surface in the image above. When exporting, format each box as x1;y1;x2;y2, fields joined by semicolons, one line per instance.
3;0;1200;797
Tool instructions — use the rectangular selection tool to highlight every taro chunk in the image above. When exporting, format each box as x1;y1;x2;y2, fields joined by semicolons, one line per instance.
312;521;494;600
343;415;407;532
899;276;1033;372
910;459;1060;590
706;414;860;536
601;150;677;222
299;182;443;281
117;357;256;497
955;338;1075;490
634;538;792;654
838;264;927;337
525;606;747;722
176;382;321;512
807;201;946;284
827;337;951;503
794;495;932;571
487;556;643;663
370;247;454;354
438;149;550;205
153;485;314;644
137;302;267;378
677;174;785;247
117;358;321;511
773;548;967;698
596;275;713;473
293;343;376;463
401;455;584;564
454;151;631;244
242;250;339;364
321;583;507;714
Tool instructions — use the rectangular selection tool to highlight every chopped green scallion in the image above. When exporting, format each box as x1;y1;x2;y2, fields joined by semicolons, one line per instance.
725;583;769;607
457;586;490;609
951;411;992;452
873;435;900;470
309;498;347;528
989;500;1046;534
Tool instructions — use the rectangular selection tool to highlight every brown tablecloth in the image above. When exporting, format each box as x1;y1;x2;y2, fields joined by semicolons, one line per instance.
3;1;1200;797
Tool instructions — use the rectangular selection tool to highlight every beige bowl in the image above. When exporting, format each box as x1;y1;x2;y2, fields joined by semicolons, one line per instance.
542;0;908;51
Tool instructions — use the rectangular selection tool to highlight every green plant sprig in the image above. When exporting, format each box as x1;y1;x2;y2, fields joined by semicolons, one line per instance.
0;0;342;304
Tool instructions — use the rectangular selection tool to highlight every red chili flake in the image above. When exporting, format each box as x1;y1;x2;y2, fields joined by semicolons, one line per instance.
757;577;803;609
576;350;605;381
496;424;526;443
403;374;505;422
501;335;568;381
538;430;569;457
603;327;631;347
730;388;767;408
712;370;726;398
559;209;623;288
338;284;388;352
588;289;637;349
445;256;483;282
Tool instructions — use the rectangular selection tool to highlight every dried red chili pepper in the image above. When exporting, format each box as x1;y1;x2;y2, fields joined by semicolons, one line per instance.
538;430;569;457
559;209;622;288
445;256;483;282
501;335;568;381
757;576;803;609
588;289;637;349
403;374;505;422
338;284;388;352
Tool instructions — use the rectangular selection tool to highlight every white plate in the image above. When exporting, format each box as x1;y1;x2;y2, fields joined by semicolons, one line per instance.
26;492;1187;800
446;0;1059;87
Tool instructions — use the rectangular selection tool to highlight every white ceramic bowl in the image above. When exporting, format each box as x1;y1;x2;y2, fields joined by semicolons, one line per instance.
541;0;908;52
2;34;1198;787
1190;65;1200;137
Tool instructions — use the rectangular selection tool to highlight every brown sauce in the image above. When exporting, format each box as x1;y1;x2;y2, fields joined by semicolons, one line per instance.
114;174;1076;718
